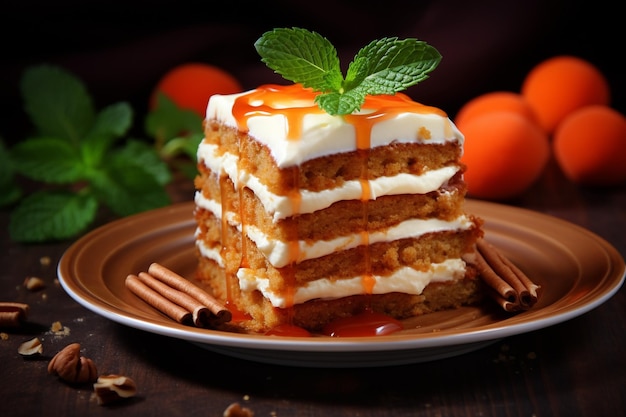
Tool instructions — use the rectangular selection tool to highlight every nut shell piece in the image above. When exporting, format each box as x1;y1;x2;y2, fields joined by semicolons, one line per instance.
18;337;43;356
93;374;137;405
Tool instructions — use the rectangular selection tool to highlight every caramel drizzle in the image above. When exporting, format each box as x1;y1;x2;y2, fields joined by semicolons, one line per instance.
283;166;301;309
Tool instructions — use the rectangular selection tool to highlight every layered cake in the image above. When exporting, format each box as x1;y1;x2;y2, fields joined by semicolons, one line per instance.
193;83;485;333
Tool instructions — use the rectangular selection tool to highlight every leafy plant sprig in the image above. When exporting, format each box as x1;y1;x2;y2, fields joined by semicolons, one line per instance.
254;27;442;115
8;65;173;243
145;92;204;179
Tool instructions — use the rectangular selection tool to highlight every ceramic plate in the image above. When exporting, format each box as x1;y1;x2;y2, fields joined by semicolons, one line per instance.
57;200;625;367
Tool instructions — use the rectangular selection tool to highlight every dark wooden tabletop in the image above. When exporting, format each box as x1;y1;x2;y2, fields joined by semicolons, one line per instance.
2;161;625;417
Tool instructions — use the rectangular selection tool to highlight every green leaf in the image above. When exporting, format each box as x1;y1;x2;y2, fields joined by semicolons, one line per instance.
82;102;133;167
114;139;172;186
9;191;98;242
11;137;86;183
254;27;343;91
315;90;366;118
255;28;442;115
91;151;171;217
145;93;203;143
20;65;95;143
349;37;442;95
160;133;203;162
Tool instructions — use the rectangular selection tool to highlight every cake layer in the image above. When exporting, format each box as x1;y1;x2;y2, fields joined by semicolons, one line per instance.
203;122;462;195
197;254;483;333
197;140;464;220
195;206;483;306
195;188;477;268
195;164;468;239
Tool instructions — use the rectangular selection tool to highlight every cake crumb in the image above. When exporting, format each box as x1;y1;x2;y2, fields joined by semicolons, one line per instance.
224;402;254;417
40;256;51;267
24;276;45;291
1;332;9;340
50;321;70;336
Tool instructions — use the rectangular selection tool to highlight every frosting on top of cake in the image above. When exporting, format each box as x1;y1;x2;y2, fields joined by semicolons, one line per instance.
206;84;464;167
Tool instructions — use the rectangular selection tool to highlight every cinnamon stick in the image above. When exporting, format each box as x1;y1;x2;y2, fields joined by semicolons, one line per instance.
477;239;539;309
497;252;540;307
125;274;193;325
148;263;232;323
468;238;541;312
0;302;29;327
484;286;521;312
136;272;209;327
473;250;518;305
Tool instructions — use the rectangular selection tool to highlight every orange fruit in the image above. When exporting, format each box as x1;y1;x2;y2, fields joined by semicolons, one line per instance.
150;63;243;117
460;111;550;200
553;105;626;186
521;55;610;134
454;91;538;131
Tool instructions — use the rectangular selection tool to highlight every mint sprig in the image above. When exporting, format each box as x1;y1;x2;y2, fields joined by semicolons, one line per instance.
254;27;442;115
8;65;172;243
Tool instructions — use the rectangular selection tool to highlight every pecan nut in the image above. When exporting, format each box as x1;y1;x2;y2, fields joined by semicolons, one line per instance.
48;343;98;384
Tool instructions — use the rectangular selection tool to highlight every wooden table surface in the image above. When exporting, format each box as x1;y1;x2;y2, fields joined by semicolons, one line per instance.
2;162;625;417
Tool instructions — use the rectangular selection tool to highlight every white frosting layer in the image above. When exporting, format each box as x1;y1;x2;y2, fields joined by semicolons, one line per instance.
198;142;459;220
206;88;464;168
237;259;466;308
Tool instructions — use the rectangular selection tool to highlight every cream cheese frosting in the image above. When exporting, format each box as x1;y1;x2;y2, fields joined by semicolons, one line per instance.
237;260;466;308
206;84;464;167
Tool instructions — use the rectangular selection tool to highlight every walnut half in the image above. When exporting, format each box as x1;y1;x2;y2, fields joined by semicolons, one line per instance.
48;343;98;384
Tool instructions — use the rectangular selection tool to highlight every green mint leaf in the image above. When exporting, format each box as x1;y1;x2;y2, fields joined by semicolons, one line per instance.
315;90;366;118
348;37;442;95
114;139;172;186
91;150;171;217
11;137;86;183
255;27;343;91
255;28;442;115
20;65;95;143
145;93;203;145
9;191;98;242
82;102;133;167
